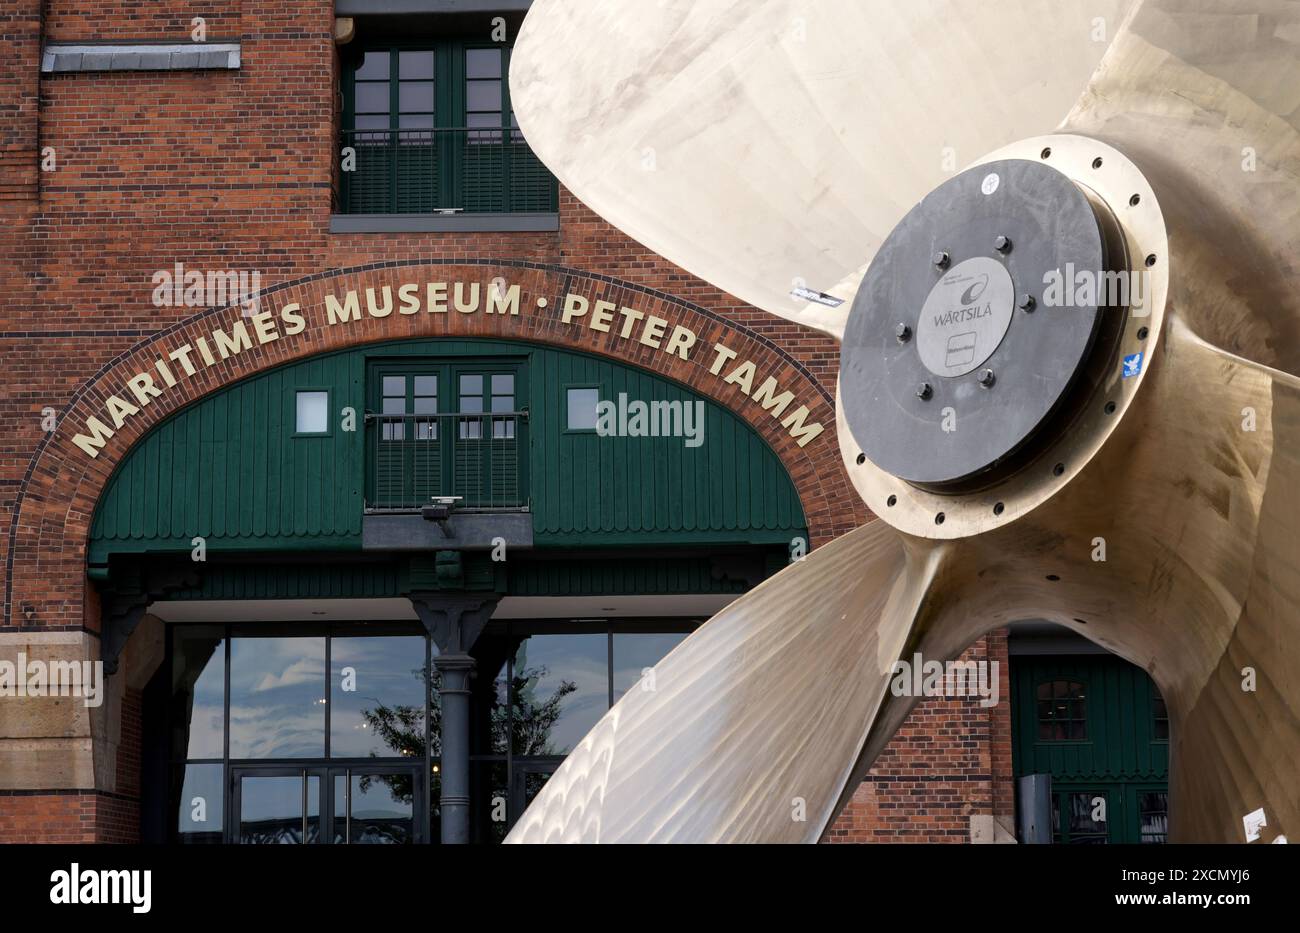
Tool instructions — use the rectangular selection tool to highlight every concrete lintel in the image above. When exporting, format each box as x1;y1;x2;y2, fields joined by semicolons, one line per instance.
41;43;241;73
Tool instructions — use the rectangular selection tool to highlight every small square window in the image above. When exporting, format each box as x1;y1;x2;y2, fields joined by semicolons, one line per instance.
296;391;329;434
567;387;600;431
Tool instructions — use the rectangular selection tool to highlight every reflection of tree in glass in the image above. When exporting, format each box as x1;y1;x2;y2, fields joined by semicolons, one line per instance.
354;665;428;805
358;662;575;802
505;663;576;756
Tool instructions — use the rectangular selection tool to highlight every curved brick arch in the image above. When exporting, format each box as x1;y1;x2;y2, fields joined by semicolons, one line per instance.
5;260;868;630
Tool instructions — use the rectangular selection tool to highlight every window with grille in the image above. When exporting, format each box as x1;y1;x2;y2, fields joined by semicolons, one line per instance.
1036;680;1087;741
340;41;558;215
367;362;525;511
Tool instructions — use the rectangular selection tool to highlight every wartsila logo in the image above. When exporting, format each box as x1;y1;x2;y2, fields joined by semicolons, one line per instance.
959;274;990;305
932;273;993;327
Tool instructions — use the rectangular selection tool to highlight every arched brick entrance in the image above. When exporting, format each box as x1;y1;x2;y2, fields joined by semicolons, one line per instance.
5;260;867;636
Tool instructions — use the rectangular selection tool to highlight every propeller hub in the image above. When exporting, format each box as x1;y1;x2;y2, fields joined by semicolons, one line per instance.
913;256;1015;378
841;158;1121;490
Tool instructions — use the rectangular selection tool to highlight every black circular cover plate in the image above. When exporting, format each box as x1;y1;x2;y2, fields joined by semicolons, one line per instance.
840;158;1108;488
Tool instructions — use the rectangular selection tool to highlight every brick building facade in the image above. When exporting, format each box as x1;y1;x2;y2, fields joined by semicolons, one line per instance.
0;0;1021;844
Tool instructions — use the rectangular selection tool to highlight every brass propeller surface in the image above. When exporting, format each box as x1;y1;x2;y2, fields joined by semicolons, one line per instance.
508;0;1132;339
506;0;1300;843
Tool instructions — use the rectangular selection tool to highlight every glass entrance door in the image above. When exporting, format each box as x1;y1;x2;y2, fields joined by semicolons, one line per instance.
233;768;325;844
233;765;423;844
333;768;421;844
1051;787;1112;844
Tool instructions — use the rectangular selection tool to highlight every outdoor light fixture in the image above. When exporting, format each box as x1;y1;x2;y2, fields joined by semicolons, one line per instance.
504;0;1300;844
422;495;462;536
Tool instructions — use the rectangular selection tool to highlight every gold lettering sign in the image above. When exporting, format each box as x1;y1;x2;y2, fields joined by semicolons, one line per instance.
72;281;824;457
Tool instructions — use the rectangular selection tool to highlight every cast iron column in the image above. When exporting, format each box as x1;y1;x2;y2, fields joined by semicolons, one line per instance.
409;593;499;845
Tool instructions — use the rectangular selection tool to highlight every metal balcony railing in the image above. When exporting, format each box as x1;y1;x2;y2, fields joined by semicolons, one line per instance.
366;411;528;513
339;127;559;215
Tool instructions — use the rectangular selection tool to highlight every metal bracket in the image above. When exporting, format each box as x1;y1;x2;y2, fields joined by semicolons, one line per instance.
409;592;500;656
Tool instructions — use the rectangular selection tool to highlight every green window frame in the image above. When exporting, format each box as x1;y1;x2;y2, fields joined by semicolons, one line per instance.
340;40;558;214
1036;679;1088;742
292;388;332;438
365;359;529;511
563;384;602;434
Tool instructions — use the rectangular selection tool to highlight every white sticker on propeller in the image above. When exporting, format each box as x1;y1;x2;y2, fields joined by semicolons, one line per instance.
1243;807;1267;842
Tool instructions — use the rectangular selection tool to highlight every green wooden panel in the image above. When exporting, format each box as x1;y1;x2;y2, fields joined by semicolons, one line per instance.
505;556;756;597
1011;654;1170;843
90;338;807;563
162;561;404;601
152;551;770;603
1010;655;1169;782
89;351;366;565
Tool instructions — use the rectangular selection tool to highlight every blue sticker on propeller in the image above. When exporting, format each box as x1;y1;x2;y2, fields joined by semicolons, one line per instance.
1122;351;1144;378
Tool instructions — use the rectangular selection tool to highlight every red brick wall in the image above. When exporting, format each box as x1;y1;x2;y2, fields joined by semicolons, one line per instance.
826;630;1014;842
0;791;138;843
0;1;40;204
0;0;1007;842
117;687;142;799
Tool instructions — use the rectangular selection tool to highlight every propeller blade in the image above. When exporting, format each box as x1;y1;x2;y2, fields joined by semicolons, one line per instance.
510;0;1131;339
928;315;1300;843
1058;6;1300;837
1149;317;1300;841
1061;0;1300;375
504;520;948;843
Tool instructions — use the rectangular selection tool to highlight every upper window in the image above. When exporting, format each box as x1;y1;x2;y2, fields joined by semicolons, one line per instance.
458;373;516;439
465;48;504;140
295;391;329;435
1036;680;1087;741
340;41;557;215
566;387;600;431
